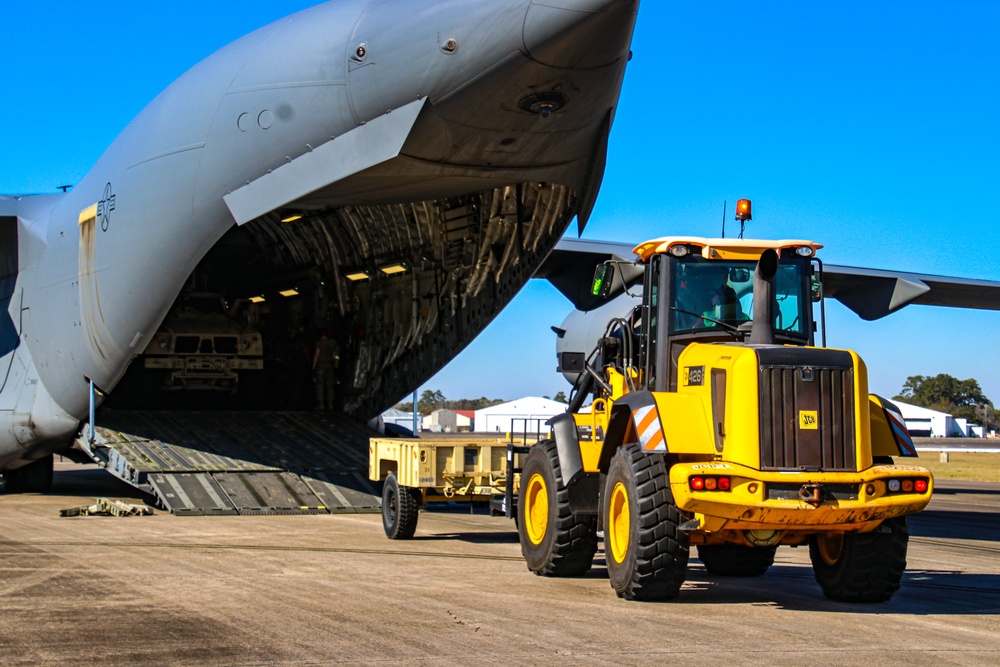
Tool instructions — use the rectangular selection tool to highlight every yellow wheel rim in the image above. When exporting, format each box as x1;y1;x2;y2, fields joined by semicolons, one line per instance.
608;481;631;564
524;473;549;545
816;533;844;566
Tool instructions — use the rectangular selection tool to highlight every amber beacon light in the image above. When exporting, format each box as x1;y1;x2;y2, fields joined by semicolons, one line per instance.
735;199;753;221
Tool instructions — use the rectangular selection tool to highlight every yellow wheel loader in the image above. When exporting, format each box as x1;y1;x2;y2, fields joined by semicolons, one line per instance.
516;233;931;602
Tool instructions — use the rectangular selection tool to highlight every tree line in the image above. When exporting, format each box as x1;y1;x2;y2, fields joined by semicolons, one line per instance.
894;374;998;429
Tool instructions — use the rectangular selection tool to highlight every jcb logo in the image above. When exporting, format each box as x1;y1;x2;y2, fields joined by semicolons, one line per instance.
799;411;819;430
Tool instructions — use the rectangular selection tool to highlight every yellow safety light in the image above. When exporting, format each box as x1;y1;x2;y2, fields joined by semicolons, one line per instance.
735;199;752;221
380;263;408;275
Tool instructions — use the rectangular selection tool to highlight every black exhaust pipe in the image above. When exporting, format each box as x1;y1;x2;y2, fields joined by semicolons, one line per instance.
749;248;779;345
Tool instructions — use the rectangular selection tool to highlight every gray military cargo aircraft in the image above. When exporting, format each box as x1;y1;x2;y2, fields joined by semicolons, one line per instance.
0;0;640;492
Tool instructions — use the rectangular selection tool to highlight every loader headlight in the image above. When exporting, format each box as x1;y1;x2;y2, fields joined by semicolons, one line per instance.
669;245;689;257
795;246;814;257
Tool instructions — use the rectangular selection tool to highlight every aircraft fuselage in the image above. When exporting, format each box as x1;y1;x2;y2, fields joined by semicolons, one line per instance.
0;0;639;469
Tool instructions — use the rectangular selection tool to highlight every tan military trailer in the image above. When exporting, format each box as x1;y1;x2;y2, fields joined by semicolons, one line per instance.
369;435;532;539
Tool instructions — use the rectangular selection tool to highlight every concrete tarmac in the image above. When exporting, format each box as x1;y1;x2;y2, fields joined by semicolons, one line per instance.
1;463;998;666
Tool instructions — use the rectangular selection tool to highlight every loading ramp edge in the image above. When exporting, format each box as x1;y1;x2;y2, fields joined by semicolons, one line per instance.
76;411;382;516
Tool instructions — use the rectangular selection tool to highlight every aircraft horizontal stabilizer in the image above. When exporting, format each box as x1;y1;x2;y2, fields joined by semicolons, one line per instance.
224;98;427;226
822;265;1000;320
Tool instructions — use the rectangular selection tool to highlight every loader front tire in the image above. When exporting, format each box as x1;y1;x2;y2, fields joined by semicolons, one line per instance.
518;440;597;576
604;444;689;601
382;473;420;540
809;517;908;602
697;544;776;577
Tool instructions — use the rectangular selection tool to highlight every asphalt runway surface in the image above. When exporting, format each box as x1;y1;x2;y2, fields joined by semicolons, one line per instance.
1;463;997;666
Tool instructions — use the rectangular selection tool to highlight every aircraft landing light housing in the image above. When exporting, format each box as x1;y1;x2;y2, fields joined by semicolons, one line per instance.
518;92;568;118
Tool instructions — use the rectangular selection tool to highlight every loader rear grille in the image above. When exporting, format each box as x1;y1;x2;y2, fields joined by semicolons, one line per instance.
758;349;856;472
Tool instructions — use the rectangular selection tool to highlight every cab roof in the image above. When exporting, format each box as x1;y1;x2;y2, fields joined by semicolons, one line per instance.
632;237;823;263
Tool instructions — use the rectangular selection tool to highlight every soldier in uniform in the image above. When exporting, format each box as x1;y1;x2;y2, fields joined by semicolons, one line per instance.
312;328;340;410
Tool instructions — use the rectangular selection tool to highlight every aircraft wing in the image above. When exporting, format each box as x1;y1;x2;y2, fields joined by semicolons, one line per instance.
821;264;1000;320
538;238;1000;319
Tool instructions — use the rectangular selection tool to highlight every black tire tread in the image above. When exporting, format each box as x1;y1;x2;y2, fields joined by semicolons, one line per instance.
519;441;597;577
607;444;689;601
382;474;420;540
809;516;909;602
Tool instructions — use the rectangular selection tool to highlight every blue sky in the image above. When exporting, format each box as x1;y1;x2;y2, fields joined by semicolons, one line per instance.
2;2;999;407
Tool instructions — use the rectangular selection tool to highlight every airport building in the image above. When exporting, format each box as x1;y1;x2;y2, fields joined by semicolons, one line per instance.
894;400;983;437
474;397;567;436
380;408;417;432
422;409;474;433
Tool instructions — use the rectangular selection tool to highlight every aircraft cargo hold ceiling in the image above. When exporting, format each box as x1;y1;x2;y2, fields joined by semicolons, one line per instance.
109;183;575;417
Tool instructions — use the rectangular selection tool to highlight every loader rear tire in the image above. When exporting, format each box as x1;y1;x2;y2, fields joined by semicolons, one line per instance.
3;454;54;494
697;544;776;577
382;473;420;540
518;440;597;577
604;444;689;601
809;516;908;602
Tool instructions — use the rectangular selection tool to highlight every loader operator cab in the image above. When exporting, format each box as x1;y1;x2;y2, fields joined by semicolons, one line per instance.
594;237;822;395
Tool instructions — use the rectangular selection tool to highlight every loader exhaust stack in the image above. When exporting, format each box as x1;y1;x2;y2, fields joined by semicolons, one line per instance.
748;248;779;345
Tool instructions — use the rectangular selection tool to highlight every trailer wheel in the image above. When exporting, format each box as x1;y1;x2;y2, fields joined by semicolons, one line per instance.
809;517;908;602
3;454;54;494
382;473;420;540
604;444;689;600
697;544;776;576
517;440;597;576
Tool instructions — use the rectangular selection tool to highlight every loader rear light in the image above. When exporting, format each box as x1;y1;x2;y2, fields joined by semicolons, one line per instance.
689;476;731;492
885;477;929;495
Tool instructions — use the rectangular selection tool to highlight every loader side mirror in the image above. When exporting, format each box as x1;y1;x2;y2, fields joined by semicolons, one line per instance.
591;263;615;299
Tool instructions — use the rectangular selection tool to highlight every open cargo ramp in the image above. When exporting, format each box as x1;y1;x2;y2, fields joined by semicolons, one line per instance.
76;411;382;516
